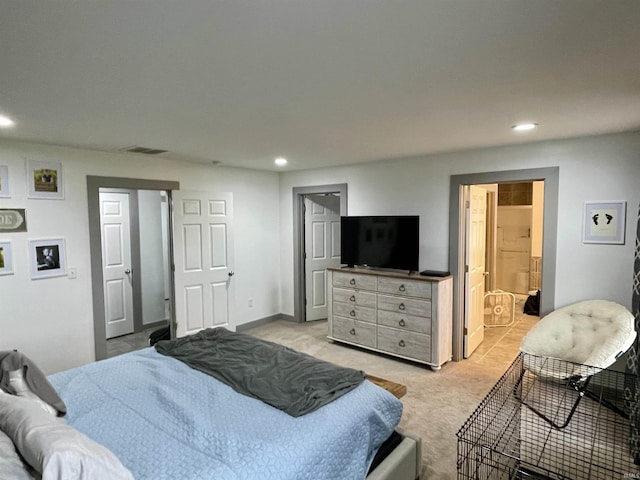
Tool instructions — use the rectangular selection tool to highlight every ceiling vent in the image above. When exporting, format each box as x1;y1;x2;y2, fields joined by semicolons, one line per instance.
121;146;168;155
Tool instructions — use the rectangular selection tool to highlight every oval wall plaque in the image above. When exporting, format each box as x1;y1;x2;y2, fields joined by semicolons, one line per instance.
0;209;27;232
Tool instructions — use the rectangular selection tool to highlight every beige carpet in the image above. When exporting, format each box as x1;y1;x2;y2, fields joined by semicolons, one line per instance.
245;311;538;479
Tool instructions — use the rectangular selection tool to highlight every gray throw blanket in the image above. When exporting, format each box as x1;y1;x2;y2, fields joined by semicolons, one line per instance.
0;351;66;416
155;328;365;417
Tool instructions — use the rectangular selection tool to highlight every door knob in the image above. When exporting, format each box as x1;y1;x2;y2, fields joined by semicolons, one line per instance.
228;271;235;277
124;269;131;274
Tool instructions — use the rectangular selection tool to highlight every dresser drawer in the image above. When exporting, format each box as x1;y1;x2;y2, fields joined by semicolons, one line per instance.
333;288;377;308
332;272;377;291
377;294;430;318
333;302;377;323
332;318;377;348
377;326;430;362
377;277;431;299
378;310;431;335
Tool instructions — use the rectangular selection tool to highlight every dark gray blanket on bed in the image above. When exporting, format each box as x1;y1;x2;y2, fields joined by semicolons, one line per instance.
154;328;365;417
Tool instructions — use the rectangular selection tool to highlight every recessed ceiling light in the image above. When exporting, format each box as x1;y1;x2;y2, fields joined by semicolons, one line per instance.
274;157;288;167
512;122;538;132
0;115;15;128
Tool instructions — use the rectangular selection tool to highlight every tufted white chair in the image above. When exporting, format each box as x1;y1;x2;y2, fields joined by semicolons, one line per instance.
521;299;636;375
516;300;636;429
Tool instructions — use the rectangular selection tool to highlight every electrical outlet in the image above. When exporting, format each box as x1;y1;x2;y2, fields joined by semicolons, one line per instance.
248;298;254;308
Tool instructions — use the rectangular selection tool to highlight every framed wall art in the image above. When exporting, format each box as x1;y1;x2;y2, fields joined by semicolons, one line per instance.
583;201;626;245
29;238;67;279
0;240;14;275
27;160;64;199
0;166;9;198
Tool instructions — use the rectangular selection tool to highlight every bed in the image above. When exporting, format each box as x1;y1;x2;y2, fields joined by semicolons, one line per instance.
1;328;422;480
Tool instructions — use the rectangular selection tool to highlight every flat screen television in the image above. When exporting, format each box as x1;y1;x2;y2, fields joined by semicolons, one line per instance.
340;215;419;272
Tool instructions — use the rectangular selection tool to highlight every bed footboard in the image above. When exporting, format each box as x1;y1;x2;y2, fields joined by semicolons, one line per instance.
366;430;422;480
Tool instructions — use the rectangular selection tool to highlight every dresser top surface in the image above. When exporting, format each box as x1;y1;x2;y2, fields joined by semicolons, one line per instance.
328;267;452;282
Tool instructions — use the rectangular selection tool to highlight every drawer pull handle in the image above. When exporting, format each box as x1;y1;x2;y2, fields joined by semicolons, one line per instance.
349;328;356;335
399;284;406;292
398;319;406;327
350;295;356;302
349;278;356;285
399;303;406;311
398;340;406;347
350;310;356;317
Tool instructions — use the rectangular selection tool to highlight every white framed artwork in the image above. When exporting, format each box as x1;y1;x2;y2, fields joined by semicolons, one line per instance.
0;240;14;275
27;160;64;199
582;201;626;245
29;238;67;279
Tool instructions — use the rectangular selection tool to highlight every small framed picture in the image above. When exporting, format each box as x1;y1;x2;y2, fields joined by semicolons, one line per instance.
0;240;14;275
27;160;64;199
583;201;626;245
0;166;9;198
29;238;67;279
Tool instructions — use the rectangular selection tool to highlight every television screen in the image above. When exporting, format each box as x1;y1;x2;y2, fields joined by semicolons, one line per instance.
340;216;419;272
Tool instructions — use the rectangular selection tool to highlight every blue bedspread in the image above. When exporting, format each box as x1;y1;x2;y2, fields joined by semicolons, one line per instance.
48;348;402;480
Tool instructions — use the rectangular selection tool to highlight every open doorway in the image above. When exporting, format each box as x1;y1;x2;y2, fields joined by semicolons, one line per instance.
493;181;544;297
99;188;172;357
449;167;559;362
463;181;545;360
292;184;348;323
87;176;179;361
303;193;341;321
482;181;544;297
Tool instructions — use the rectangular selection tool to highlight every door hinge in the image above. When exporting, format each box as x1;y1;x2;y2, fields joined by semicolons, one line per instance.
464;327;468;335
464;265;469;273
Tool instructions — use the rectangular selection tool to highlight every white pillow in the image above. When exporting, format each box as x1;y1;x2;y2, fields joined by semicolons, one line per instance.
0;428;38;480
0;394;134;480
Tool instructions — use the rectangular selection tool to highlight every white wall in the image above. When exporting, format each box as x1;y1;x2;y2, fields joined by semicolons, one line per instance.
2;130;638;374
0;140;281;374
279;131;640;316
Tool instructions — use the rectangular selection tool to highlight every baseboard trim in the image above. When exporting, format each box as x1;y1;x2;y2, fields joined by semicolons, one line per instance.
236;313;295;332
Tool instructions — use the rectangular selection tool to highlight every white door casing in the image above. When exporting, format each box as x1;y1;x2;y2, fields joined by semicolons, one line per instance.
100;192;135;339
464;185;487;357
173;191;234;337
304;194;341;321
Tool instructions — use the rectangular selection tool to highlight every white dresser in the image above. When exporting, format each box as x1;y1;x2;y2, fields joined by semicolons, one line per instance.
327;267;453;370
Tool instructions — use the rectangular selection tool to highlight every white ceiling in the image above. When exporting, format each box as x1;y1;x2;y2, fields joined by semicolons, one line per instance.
1;1;639;171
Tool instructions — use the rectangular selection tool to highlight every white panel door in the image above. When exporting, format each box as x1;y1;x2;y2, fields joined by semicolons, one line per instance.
173;191;234;337
464;185;487;357
100;192;134;339
304;194;341;321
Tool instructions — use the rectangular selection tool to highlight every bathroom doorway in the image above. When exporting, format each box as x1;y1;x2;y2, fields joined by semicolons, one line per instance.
492;181;544;297
449;167;559;362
